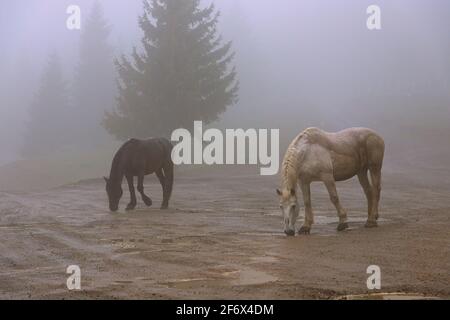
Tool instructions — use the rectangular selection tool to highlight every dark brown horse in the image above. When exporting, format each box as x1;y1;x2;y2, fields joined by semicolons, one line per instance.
104;138;174;212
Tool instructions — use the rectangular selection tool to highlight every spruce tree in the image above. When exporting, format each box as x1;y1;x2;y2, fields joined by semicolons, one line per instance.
22;53;69;157
103;0;238;140
71;2;115;146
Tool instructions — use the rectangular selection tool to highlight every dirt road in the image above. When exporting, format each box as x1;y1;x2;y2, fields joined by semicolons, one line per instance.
0;165;449;299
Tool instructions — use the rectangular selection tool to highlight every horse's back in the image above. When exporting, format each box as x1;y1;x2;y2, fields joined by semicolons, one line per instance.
293;127;384;180
330;128;384;170
119;137;173;175
131;137;171;156
299;127;383;155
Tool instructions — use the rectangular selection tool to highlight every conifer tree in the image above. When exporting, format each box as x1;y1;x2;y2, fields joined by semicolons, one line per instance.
103;0;238;139
22;53;69;157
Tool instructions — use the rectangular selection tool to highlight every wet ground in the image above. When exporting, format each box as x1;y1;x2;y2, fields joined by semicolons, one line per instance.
0;166;449;299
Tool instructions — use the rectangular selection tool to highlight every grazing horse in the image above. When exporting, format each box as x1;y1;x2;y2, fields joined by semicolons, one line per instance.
104;138;174;212
277;127;385;236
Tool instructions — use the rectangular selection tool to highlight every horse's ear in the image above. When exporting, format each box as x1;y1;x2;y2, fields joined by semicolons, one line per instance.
104;176;109;183
290;188;296;196
276;189;282;196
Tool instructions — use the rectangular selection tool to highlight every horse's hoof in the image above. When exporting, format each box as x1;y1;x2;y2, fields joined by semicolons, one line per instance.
298;226;311;235
143;198;153;207
160;204;169;210
126;203;136;211
337;222;349;231
365;220;378;228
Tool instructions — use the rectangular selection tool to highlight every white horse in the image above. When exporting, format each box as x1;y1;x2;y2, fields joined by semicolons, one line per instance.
277;127;385;236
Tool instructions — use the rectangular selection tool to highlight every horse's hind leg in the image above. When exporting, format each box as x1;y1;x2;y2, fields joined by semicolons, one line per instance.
366;134;384;227
323;174;348;231
366;166;382;228
161;162;174;209
156;169;168;210
137;174;153;207
357;170;374;222
125;175;137;211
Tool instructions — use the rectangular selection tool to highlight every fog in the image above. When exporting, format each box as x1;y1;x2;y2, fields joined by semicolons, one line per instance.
1;0;450;166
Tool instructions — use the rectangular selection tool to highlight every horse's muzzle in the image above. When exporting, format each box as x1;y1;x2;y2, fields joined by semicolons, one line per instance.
284;229;295;237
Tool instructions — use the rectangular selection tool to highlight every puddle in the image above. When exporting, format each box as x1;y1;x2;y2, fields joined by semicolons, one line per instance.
263;214;388;225
229;270;277;286
336;292;441;300
164;278;211;289
111;242;136;249
242;233;283;237
241;218;389;238
172;277;209;283
314;216;388;224
240;232;283;237
249;256;279;263
114;280;134;284
164;268;277;289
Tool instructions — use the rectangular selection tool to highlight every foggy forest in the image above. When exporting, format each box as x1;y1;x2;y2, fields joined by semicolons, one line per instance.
1;0;449;169
0;0;449;300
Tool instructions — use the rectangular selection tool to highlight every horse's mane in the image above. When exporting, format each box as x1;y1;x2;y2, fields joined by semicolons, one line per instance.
281;132;306;191
109;139;137;181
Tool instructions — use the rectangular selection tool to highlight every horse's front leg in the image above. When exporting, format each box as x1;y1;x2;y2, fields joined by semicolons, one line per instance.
137;174;153;207
323;174;348;231
126;175;137;211
299;181;313;235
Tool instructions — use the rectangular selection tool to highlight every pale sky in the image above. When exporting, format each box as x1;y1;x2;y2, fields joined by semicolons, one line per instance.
1;0;450;164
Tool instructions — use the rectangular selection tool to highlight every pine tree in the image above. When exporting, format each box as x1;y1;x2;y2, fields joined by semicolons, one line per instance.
103;0;239;140
22;53;69;157
71;1;115;146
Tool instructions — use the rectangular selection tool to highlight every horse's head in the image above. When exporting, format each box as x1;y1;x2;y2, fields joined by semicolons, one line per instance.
276;188;299;236
104;177;123;212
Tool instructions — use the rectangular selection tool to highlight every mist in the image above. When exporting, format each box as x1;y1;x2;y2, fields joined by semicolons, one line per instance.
1;0;449;167
1;1;450;300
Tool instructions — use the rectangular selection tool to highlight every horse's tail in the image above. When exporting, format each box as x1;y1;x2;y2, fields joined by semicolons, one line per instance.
366;133;385;170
